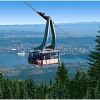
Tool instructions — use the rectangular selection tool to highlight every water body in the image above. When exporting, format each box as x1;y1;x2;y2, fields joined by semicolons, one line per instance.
0;53;28;67
0;36;94;67
0;23;98;82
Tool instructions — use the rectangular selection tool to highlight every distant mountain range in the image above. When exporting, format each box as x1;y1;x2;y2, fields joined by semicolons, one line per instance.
0;22;100;38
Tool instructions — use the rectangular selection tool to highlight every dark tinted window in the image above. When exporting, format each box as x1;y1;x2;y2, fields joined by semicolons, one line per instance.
51;52;59;59
43;53;50;60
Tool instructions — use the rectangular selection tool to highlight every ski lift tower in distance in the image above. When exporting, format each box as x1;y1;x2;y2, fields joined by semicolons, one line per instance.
26;5;60;65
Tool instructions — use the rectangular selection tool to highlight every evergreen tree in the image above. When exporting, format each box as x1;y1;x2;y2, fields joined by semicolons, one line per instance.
43;85;48;98
94;79;100;98
12;80;20;98
0;73;3;99
33;84;41;99
19;81;28;99
54;63;69;99
48;79;52;98
69;70;89;99
56;62;68;87
0;83;2;99
88;31;100;80
3;79;13;99
85;87;95;99
26;79;35;99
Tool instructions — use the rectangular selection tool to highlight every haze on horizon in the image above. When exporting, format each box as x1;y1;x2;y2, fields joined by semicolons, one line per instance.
0;1;100;25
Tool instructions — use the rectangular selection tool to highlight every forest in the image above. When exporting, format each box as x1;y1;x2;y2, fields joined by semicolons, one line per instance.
0;31;100;99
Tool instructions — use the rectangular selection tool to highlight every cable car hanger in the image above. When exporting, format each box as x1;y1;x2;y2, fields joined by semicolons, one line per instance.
24;1;56;51
23;1;60;65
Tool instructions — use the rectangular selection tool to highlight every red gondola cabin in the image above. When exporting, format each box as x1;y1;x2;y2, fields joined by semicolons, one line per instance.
28;49;60;65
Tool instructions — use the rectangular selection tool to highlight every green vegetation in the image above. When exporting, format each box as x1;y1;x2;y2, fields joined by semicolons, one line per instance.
88;30;100;80
0;30;100;99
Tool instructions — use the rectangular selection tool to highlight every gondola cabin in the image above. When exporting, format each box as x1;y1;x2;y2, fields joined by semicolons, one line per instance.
28;49;60;65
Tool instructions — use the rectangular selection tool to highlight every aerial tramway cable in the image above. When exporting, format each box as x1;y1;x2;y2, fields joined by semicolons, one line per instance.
23;1;70;37
23;1;38;14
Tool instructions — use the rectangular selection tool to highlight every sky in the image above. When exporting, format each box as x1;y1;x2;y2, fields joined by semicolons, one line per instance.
0;1;100;25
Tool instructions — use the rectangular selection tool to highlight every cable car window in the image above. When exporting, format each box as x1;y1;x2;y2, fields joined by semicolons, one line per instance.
44;53;50;59
39;54;44;60
51;52;59;59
